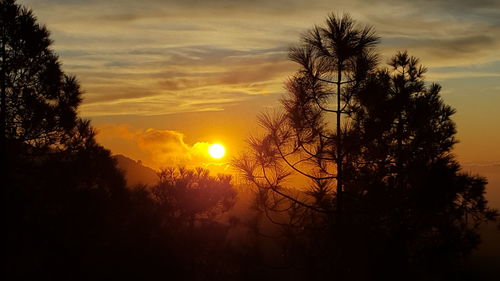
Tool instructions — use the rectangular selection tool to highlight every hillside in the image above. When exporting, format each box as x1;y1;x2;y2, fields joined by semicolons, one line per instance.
113;154;158;187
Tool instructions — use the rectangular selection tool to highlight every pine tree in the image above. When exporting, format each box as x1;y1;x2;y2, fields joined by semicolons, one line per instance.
1;0;82;155
235;13;498;280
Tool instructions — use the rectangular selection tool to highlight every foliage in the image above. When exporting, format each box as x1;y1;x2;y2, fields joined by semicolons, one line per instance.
235;13;498;280
153;166;237;223
1;1;240;279
1;0;82;152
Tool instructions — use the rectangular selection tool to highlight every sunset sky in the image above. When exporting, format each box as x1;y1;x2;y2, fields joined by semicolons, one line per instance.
19;0;500;171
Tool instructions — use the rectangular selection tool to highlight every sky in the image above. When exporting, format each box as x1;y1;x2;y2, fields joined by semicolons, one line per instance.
18;0;500;173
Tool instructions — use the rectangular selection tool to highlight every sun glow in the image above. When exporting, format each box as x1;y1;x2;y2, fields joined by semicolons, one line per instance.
208;143;225;159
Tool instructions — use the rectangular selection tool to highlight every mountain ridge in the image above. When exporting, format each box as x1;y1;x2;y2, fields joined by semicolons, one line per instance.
113;154;158;187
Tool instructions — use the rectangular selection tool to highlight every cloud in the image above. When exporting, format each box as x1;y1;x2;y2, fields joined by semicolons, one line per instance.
380;33;500;67
16;0;499;168
136;128;189;157
95;124;229;169
75;45;293;116
17;0;500;118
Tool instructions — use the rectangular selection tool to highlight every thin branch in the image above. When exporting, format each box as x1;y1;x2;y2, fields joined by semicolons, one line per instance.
273;135;337;180
260;165;330;214
298;140;335;162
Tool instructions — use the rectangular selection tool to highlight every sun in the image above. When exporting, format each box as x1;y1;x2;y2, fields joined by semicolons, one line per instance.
208;143;225;159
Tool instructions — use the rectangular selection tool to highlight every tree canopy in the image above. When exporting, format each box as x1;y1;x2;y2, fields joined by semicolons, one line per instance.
1;0;83;154
2;5;242;280
235;13;498;280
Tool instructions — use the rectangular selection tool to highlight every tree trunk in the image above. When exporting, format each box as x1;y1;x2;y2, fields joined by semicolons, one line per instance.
1;9;6;170
336;61;343;215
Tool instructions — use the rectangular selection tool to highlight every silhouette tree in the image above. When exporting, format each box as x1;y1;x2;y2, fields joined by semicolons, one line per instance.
153;167;237;224
235;13;498;280
2;1;130;279
146;167;239;279
0;0;82;157
236;13;379;218
1;2;246;280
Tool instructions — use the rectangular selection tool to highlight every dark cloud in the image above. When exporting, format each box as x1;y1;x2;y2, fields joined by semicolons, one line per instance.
382;34;499;65
83;87;160;104
428;35;498;57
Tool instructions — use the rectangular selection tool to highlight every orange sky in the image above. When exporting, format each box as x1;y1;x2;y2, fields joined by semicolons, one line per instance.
18;0;500;173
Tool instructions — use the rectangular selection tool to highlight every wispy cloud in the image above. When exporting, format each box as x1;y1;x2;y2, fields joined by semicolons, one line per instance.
18;0;500;117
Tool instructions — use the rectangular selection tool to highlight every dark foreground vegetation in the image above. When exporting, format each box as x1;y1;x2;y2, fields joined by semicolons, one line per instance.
1;0;498;280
